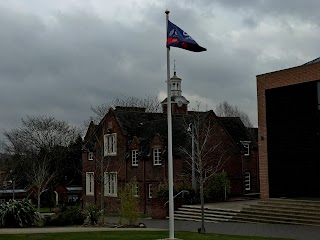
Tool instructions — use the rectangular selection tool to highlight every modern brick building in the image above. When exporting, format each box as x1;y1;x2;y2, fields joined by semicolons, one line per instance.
82;72;259;214
257;58;320;199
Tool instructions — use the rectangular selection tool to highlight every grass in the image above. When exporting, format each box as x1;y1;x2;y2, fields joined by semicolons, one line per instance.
0;231;292;240
38;207;54;213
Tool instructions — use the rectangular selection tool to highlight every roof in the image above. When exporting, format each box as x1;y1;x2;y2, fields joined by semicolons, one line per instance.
85;107;255;153
303;57;320;65
257;57;320;77
218;117;258;148
66;186;82;193
113;109;165;136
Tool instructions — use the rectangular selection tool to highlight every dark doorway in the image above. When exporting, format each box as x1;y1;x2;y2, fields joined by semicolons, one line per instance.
266;81;320;198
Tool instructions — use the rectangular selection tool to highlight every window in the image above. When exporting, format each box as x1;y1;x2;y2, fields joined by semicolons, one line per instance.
104;172;117;197
0;199;5;204
88;152;93;161
153;148;161;165
240;141;251;156
132;150;138;166
244;172;251;191
104;133;117;156
148;184;153;198
134;183;139;197
86;172;94;195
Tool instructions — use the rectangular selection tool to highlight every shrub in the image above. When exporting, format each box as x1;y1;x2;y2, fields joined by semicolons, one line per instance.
0;199;40;228
84;204;102;225
119;178;140;224
205;171;231;202
45;206;85;226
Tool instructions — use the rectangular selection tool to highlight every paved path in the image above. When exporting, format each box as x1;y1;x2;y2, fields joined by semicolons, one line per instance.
1;200;319;239
0;226;165;234
0;219;319;240
145;219;320;240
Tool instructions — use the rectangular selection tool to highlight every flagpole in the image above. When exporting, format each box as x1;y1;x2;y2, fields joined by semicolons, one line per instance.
165;9;174;240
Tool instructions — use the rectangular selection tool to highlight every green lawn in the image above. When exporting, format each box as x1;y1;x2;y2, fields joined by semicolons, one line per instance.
0;231;292;240
38;207;54;213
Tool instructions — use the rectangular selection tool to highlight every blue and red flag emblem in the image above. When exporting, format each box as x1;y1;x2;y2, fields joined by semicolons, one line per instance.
167;20;206;52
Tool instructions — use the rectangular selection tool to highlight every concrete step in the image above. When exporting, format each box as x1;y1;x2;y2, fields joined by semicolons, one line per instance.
175;210;233;220
231;199;320;226
173;216;217;223
173;204;238;223
232;214;320;226
174;213;230;222
181;204;240;212
231;216;320;227
179;206;239;215
258;202;320;210
234;211;320;223
260;198;320;208
242;205;320;217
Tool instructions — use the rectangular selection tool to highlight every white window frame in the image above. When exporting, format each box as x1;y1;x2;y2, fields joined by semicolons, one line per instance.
148;184;153;199
131;150;138;166
104;172;117;197
86;172;94;196
104;133;117;156
240;141;251;156
88;152;94;161
134;183;139;197
153;148;162;166
244;172;251;191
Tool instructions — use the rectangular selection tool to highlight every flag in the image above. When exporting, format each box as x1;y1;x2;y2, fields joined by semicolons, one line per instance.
167;20;207;52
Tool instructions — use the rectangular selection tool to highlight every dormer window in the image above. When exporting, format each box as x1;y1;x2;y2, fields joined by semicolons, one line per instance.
240;141;251;156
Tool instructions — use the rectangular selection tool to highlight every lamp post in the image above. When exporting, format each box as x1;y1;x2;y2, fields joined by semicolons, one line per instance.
12;178;15;200
187;123;196;190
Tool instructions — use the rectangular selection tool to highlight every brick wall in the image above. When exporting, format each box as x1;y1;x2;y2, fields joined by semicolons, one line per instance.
257;62;320;199
82;106;259;212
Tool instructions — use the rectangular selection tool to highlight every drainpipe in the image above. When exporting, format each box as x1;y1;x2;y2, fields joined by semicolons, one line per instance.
143;155;146;214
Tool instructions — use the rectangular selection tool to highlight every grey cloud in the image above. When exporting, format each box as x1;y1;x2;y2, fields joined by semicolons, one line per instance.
1;0;320;139
0;6;166;136
195;0;320;23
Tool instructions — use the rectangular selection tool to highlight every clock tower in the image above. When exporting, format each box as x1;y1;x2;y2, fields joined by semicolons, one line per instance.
161;71;189;114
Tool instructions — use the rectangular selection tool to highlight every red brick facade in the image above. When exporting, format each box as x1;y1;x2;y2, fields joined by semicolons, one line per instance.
257;61;320;199
82;106;259;215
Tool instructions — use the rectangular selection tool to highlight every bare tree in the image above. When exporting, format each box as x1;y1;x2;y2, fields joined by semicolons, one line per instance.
4;115;80;211
27;156;56;212
215;101;253;128
180;109;229;233
88;95;161;125
83;129;123;219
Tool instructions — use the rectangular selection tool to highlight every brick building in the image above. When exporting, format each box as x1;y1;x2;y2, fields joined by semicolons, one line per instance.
82;72;259;214
257;58;320;199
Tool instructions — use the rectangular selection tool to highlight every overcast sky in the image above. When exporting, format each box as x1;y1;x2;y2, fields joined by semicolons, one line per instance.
1;0;320;140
